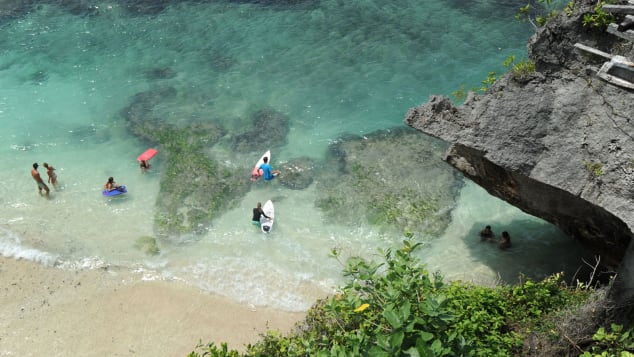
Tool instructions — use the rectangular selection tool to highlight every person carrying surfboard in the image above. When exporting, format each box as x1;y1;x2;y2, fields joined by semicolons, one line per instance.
139;159;151;173
259;157;281;181
137;148;157;173
252;202;270;227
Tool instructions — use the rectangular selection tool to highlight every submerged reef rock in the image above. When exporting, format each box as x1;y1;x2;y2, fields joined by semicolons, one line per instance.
0;1;35;21
119;0;170;15
144;67;177;80
315;127;461;236
405;0;634;306
228;0;318;8
58;1;101;17
28;70;48;84
230;108;290;153
209;54;237;72
278;157;316;190
135;236;160;256
68;124;111;144
121;87;248;237
154;146;247;238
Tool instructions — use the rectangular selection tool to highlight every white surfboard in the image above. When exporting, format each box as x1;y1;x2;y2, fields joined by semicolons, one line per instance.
250;150;271;181
260;200;274;233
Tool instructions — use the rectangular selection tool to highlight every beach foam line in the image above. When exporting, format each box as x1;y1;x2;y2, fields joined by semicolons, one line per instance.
0;226;57;266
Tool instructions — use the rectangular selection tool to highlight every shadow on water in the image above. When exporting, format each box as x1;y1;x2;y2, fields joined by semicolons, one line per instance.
463;218;596;285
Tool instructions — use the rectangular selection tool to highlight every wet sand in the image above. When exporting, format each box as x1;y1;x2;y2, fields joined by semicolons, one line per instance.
0;257;305;357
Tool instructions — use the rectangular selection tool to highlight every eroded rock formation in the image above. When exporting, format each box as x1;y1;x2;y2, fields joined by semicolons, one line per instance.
405;0;634;303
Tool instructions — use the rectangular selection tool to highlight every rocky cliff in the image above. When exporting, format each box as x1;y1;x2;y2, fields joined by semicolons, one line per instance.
405;0;634;304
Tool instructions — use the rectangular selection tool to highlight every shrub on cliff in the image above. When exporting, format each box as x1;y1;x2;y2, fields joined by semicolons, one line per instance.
188;238;627;357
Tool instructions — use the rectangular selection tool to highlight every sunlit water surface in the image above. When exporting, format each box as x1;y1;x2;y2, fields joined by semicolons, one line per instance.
0;0;590;311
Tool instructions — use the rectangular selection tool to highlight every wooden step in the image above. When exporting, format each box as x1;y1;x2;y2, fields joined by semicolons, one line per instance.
603;3;634;14
607;22;634;42
574;43;614;59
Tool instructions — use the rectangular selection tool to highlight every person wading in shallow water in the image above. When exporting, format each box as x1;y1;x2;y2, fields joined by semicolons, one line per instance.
479;225;495;242
43;162;58;189
31;163;50;197
252;202;270;227
139;159;151;173
499;231;511;250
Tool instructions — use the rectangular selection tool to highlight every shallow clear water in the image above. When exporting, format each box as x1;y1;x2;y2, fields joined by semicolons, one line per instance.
0;0;591;311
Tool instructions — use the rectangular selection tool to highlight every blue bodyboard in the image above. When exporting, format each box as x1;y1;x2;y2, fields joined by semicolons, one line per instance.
102;185;127;197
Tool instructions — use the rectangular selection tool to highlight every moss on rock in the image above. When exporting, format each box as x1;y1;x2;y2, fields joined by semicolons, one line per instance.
135;236;160;256
315;127;462;236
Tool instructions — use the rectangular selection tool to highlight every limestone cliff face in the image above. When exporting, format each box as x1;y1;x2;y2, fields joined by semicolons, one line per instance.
405;0;634;300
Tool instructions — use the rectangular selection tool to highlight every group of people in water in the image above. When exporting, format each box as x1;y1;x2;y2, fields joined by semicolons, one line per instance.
31;155;153;198
32;153;280;229
479;225;511;250
32;157;511;245
103;159;151;192
30;162;57;197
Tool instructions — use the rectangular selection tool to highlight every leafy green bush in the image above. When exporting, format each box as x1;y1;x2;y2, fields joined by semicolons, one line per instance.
580;324;634;357
516;0;559;29
189;239;596;357
582;1;616;30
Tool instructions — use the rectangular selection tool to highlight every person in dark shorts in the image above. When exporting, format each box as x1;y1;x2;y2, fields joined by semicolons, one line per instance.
31;163;50;197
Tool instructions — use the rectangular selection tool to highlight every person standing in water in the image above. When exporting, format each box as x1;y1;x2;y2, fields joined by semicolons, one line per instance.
139;159;151;173
479;225;494;242
252;202;270;227
499;231;511;250
31;163;50;197
43;162;58;189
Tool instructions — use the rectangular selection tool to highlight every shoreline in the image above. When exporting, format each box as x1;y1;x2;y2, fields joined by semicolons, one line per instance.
0;256;305;356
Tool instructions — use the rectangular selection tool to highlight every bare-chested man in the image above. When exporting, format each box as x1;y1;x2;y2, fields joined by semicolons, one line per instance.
31;163;50;197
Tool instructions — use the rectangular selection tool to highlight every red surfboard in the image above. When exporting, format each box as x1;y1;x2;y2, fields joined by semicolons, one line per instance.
137;148;158;162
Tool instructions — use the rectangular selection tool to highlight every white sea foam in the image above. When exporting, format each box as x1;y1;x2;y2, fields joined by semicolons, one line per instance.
0;227;57;266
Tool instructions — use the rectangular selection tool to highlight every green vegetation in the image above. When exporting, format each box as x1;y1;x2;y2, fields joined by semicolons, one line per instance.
584;160;604;177
451;85;468;102
516;0;558;29
581;324;634;357
451;55;536;101
582;1;616;30
188;239;631;357
480;71;499;92
505;55;536;80
516;0;617;30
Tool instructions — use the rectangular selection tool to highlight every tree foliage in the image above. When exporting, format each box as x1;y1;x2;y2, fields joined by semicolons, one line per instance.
187;238;634;357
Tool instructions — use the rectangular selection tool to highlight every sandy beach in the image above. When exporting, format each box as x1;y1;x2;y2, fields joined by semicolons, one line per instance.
0;256;305;357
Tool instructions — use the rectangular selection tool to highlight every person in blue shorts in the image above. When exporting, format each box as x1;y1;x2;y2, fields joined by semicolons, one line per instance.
259;157;281;181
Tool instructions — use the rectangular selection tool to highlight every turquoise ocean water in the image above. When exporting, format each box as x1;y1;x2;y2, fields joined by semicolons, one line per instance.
0;0;590;311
